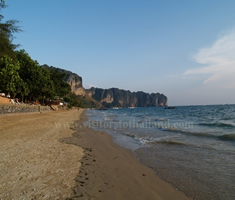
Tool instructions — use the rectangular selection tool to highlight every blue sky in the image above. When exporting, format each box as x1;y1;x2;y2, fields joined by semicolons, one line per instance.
3;0;235;105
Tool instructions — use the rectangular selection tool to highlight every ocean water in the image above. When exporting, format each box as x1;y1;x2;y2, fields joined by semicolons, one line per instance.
86;105;235;200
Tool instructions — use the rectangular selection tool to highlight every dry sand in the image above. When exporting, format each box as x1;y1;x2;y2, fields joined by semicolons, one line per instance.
0;109;191;200
0;109;84;199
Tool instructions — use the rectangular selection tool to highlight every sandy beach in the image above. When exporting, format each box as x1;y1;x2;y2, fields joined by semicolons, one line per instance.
0;109;84;199
0;109;191;200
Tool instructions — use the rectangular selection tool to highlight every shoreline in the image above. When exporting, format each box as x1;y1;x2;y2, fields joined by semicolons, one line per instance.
0;109;191;199
66;111;191;200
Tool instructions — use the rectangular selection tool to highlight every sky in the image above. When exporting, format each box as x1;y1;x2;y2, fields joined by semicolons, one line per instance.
2;0;235;106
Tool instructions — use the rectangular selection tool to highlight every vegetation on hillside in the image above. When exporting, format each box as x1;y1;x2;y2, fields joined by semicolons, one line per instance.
64;93;101;108
0;50;72;102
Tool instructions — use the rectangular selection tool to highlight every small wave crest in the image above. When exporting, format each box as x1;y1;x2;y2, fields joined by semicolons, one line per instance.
199;122;235;128
147;140;190;146
218;134;235;141
162;127;218;138
162;127;235;142
104;117;111;121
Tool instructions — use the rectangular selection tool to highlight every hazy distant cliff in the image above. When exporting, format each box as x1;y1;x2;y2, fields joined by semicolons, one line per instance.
86;87;167;107
42;64;86;96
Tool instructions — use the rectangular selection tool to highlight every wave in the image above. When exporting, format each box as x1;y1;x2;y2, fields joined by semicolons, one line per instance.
104;117;111;121
147;140;190;146
162;128;235;142
218;134;235;141
159;118;167;121
221;117;234;120
122;132;188;147
199;122;235;128
165;127;215;137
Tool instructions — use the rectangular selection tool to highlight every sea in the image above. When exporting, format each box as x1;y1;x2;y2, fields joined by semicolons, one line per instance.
85;105;235;200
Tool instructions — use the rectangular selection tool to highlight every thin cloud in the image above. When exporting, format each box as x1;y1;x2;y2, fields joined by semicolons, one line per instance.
184;29;235;88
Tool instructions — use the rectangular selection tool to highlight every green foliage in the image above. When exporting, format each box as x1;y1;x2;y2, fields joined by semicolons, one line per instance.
40;67;55;99
14;49;71;101
63;96;70;103
67;93;84;107
0;32;16;58
64;93;100;108
0;55;22;97
49;68;71;97
67;104;73;109
0;2;22;59
77;95;101;108
16;50;43;99
18;80;30;98
0;49;71;102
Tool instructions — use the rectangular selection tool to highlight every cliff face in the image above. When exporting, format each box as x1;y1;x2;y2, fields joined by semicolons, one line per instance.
42;65;86;96
86;87;167;107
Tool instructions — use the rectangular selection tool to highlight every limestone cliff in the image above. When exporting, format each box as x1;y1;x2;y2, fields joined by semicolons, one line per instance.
86;87;168;108
42;65;86;96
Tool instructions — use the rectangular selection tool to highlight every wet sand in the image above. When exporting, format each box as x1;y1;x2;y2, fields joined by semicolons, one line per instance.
0;109;191;200
65;112;191;200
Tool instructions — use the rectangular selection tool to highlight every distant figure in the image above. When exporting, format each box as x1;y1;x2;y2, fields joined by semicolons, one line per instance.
15;98;20;104
10;99;15;104
7;94;10;99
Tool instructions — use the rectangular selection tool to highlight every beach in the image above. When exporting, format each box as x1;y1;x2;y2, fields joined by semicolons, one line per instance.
0;109;84;199
0;109;190;200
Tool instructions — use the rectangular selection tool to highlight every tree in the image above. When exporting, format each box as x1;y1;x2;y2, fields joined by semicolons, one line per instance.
15;49;37;100
15;50;54;101
0;1;21;58
49;68;71;97
28;61;46;100
0;55;22;97
17;80;30;102
39;67;55;102
15;50;72;103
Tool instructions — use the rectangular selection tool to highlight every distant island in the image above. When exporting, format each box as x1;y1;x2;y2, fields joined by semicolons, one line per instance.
43;65;168;108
